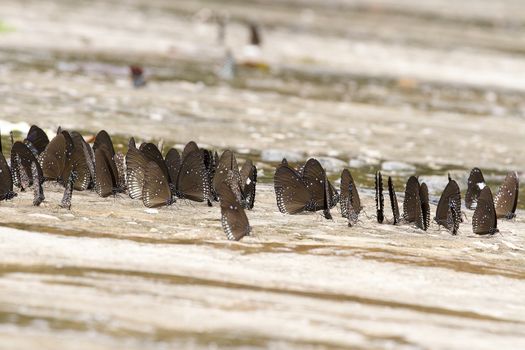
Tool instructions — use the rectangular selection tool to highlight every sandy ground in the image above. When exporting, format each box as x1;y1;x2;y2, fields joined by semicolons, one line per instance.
1;0;525;349
1;185;525;350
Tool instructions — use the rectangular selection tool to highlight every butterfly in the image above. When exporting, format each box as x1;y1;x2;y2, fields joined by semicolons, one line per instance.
340;169;361;220
346;184;359;227
213;150;239;194
301;158;335;219
201;148;217;204
168;148;210;203
375;171;384;223
435;179;461;234
140;142;171;184
182;141;200;161
11;141;45;205
142;160;174;208
216;181;251;241
39;129;75;184
24;125;49;156
0;132;16;201
472;186;499;235
403;176;425;230
447;201;461;235
181;141;215;205
126;137;148;200
93;130;116;158
11;141;43;190
69;131;94;191
494;171;519;219
388;176;400;225
125;139;174;208
274;162;314;214
274;158;333;219
93;130;125;194
465;168;486;210
213;150;256;209
164;147;180;189
239;159;257;210
94;144;120;197
419;182;430;231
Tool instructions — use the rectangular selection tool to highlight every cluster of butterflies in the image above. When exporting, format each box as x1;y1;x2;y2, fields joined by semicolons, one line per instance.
0;125;257;241
0;126;519;240
274;159;519;235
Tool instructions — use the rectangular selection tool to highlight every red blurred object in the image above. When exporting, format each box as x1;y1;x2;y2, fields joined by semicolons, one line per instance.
129;65;146;88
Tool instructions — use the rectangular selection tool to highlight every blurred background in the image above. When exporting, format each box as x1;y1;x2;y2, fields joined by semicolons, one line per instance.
2;0;525;203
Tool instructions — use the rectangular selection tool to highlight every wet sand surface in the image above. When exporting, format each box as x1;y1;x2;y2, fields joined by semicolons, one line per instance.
1;0;525;349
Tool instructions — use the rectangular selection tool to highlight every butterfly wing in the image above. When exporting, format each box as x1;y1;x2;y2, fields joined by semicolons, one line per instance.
375;171;384;223
388;176;400;225
419;182;430;231
217;181;251;241
274;164;312;214
302;158;327;211
403;176;420;223
447;198;461;235
473;187;498;235
142;161;172;208
59;130;76;184
140;143;170;183
93;130;115;157
340;169;351;218
346;182;359;227
435;179;461;229
126;142;148;200
226;169;243;204
327;179;339;209
212;150;239;192
176;150;209;202
31;161;45;206
494;171;519;219
0;152;15;200
11;141;41;188
182;141;200;161
165;148;181;189
465;168;485;210
25;125;49;155
94;146;116;197
69;131;92;191
240;160;257;210
40;133;69;181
